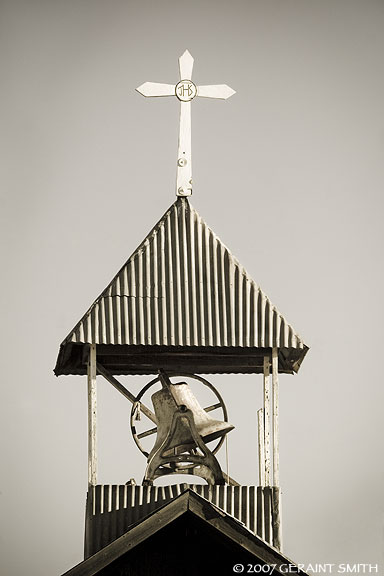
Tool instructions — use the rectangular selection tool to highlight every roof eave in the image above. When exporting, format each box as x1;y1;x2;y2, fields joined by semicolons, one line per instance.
54;343;309;377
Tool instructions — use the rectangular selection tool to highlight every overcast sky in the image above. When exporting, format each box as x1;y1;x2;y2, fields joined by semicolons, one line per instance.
1;1;383;575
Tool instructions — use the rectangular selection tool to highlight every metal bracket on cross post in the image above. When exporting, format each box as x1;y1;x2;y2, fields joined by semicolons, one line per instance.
136;50;235;197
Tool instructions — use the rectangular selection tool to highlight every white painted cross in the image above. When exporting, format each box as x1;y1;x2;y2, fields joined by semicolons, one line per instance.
136;50;235;197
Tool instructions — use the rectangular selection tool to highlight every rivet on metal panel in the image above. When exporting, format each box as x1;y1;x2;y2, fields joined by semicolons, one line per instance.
177;186;192;197
178;158;187;167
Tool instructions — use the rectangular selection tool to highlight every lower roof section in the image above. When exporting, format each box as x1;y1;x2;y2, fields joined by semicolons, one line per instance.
62;490;310;576
54;343;309;376
84;484;276;558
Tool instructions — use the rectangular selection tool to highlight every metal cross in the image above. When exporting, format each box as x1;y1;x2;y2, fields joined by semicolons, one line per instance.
136;50;235;197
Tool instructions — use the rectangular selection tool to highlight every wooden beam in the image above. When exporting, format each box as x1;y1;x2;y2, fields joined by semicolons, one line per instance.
96;363;157;424
263;487;272;545
96;345;270;358
88;344;97;487
257;408;265;486
56;342;309;377
263;355;271;487
271;487;283;551
256;486;264;540
272;347;279;487
225;474;240;487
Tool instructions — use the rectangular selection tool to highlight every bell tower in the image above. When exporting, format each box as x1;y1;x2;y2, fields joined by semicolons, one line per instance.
55;51;309;574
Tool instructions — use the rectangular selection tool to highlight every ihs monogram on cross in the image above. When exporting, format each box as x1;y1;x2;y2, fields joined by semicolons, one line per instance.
137;50;235;197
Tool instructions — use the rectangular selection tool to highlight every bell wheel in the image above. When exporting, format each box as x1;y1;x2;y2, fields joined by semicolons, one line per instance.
130;373;229;458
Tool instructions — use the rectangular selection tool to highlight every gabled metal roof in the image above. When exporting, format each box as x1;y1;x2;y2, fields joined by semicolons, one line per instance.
54;198;308;375
63;490;310;576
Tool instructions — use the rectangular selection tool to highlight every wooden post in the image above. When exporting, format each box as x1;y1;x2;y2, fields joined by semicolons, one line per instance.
256;486;265;540
263;487;272;544
272;347;279;487
272;487;283;551
263;355;271;486
88;344;97;487
271;348;282;551
257;408;265;486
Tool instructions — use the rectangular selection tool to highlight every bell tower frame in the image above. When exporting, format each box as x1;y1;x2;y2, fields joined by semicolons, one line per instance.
54;51;308;562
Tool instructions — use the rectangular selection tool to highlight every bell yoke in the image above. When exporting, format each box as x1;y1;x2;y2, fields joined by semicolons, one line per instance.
142;371;235;485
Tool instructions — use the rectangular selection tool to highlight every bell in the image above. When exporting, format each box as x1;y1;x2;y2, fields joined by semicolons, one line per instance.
149;382;234;456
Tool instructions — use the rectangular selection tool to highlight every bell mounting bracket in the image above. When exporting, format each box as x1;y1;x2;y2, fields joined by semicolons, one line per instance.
142;405;225;486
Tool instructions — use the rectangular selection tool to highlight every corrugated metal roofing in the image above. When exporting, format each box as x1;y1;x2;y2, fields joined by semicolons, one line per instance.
68;489;310;576
61;198;306;350
85;484;276;557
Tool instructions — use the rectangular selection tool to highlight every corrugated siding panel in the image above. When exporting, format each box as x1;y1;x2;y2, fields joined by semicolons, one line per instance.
85;484;275;558
65;199;305;349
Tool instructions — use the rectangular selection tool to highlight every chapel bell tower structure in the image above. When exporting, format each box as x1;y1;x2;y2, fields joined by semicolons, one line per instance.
55;51;309;574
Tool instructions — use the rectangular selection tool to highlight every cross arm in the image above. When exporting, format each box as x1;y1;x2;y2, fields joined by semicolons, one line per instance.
197;84;236;100
136;82;175;97
179;50;194;80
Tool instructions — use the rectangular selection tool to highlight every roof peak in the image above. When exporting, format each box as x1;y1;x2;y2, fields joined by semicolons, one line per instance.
55;199;307;376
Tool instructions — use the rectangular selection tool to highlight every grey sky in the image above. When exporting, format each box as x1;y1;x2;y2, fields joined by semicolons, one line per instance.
0;1;383;575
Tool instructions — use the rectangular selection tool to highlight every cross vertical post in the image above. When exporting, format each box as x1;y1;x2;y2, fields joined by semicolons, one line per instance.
176;50;194;196
136;50;235;197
